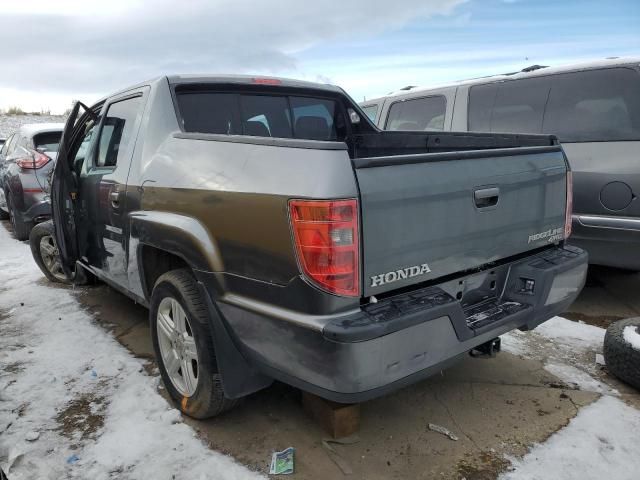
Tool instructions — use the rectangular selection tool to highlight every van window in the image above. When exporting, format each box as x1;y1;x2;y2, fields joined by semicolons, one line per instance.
176;90;344;141
361;104;378;121
469;78;549;133
543;68;640;142
96;96;142;167
385;96;446;131
468;67;640;142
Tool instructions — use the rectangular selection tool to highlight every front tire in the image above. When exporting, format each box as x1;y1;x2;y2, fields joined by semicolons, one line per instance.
29;220;71;284
150;269;238;418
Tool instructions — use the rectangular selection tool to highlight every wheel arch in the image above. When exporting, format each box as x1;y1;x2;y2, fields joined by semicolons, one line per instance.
130;211;225;301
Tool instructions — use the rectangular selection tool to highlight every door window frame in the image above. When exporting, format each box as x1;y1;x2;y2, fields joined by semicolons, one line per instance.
89;91;146;172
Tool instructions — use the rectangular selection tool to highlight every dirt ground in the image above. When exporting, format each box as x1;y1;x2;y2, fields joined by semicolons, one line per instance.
63;262;640;479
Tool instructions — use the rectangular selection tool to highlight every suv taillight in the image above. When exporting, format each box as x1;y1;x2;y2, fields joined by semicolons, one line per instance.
289;199;360;297
565;170;573;239
17;151;50;169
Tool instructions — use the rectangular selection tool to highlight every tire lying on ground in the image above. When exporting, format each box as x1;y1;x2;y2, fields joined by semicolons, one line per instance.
603;317;640;390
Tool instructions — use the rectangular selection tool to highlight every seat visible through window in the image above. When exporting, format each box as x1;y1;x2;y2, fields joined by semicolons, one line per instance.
295;116;329;140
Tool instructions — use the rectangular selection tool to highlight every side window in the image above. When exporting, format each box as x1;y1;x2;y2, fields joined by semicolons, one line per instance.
490;77;549;133
543;68;640;142
468;83;498;131
361;104;378;122
468;79;549;134
385;96;446;131
95;96;142;168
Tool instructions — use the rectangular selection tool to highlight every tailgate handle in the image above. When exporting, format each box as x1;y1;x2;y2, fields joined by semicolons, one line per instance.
474;187;499;208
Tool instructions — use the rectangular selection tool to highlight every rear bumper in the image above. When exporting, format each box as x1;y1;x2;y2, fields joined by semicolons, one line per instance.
207;245;587;403
570;214;640;269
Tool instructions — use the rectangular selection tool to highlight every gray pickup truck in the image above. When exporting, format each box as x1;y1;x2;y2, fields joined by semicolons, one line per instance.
30;75;587;418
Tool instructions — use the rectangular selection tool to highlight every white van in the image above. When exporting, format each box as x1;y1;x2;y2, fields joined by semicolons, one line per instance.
362;57;640;270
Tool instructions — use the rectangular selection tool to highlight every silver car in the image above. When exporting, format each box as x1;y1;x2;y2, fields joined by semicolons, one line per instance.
0;123;64;239
362;57;640;270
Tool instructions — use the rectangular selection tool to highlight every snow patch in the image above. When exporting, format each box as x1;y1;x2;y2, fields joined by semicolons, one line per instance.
623;325;640;351
500;396;640;480
0;226;262;479
534;316;605;350
544;363;617;395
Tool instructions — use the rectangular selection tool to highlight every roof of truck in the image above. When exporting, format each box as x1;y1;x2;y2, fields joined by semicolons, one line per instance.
363;56;640;105
167;74;342;92
94;74;344;108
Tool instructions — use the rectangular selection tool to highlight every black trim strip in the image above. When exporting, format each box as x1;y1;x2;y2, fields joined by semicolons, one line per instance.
353;145;563;169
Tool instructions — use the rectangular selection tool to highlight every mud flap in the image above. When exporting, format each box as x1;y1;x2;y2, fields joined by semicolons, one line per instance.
197;281;273;399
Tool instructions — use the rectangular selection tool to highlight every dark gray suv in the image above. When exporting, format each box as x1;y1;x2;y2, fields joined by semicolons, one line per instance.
0;123;63;239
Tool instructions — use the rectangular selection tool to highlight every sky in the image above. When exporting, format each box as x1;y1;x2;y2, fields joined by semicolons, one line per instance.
0;0;638;113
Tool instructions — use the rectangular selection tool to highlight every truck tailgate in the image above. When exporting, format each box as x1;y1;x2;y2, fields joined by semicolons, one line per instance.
354;146;568;296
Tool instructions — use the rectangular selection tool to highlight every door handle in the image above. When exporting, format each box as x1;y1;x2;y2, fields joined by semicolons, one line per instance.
474;187;499;208
110;191;121;208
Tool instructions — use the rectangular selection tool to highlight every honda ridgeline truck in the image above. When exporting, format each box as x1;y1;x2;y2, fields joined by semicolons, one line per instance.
31;75;587;418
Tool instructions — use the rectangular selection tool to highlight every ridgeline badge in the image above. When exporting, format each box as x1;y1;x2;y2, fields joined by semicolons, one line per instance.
528;227;564;244
371;263;431;287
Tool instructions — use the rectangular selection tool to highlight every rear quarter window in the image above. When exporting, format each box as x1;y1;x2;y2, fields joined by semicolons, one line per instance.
33;131;62;152
385;96;446;131
360;104;378;121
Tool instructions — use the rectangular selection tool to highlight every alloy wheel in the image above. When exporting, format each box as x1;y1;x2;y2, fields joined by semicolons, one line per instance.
156;297;199;397
39;235;67;282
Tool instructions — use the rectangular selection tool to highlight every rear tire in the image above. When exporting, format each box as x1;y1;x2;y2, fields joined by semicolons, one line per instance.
150;268;238;418
7;194;30;241
29;220;72;284
604;318;640;391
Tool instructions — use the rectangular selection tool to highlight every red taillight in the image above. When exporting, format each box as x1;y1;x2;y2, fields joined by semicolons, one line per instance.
17;152;50;169
565;170;573;239
289;199;360;297
252;77;282;85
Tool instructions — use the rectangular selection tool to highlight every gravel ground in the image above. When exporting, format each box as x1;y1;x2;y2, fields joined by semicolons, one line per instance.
0;114;67;139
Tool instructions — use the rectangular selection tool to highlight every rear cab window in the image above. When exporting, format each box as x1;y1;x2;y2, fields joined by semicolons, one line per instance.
174;86;346;141
385;95;446;131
